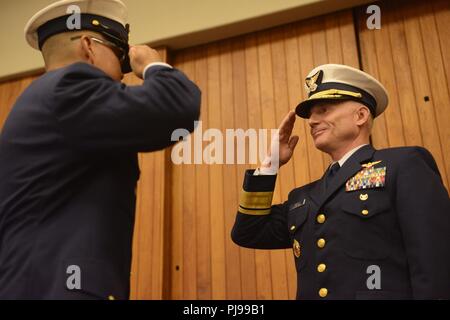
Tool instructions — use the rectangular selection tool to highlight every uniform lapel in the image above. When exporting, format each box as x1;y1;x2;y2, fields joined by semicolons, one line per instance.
317;145;376;209
309;173;327;207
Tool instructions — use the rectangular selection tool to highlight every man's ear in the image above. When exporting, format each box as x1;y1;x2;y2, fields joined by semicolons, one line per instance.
80;36;95;64
355;105;371;127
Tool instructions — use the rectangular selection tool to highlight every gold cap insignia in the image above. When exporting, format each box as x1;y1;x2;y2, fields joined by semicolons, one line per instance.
305;70;323;94
91;19;111;30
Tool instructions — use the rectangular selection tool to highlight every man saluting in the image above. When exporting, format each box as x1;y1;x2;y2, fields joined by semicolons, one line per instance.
0;0;200;299
232;64;450;299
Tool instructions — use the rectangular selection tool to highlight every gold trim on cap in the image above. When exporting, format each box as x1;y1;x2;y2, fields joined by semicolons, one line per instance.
309;89;362;101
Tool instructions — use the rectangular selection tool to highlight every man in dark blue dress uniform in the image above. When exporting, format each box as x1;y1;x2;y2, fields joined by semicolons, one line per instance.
232;64;450;299
0;0;200;299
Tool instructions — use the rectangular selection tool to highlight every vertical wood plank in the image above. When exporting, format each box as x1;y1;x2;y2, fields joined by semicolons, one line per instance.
220;40;243;300
168;52;185;300
207;43;228;300
179;51;199;300
194;45;213;300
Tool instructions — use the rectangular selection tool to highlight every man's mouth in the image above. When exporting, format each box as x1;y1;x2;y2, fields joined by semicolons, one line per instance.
312;128;327;138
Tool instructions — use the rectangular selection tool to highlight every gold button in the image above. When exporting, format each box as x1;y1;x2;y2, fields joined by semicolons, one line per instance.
317;263;327;273
359;193;368;201
290;225;296;231
317;238;326;248
317;214;326;224
92;20;100;26
108;295;115;301
362;209;369;216
319;288;328;298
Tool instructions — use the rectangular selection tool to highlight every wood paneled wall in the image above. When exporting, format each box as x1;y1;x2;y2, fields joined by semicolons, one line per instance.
357;0;449;189
0;0;448;301
170;10;360;300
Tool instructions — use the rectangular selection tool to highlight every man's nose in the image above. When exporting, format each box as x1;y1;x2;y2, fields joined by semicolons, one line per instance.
308;113;320;128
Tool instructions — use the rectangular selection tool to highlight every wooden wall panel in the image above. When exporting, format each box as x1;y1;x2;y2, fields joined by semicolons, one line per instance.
170;9;360;300
357;0;450;189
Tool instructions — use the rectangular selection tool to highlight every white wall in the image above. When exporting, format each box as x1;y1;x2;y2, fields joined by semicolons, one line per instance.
0;0;372;80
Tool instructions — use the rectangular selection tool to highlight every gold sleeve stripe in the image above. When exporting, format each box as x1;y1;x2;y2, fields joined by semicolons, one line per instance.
239;190;274;210
238;207;271;216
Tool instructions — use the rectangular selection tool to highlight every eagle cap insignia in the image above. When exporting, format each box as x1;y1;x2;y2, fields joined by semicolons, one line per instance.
305;70;323;94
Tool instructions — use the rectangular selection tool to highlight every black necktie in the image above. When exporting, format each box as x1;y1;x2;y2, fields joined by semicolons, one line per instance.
324;162;340;189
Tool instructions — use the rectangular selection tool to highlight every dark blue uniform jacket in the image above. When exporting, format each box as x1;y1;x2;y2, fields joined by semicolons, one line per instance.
0;63;201;299
232;145;450;299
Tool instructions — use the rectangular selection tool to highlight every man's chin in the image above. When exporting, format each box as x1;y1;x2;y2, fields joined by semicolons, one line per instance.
313;138;330;153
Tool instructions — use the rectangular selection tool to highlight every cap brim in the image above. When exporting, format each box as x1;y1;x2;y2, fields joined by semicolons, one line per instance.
295;96;351;119
121;55;132;74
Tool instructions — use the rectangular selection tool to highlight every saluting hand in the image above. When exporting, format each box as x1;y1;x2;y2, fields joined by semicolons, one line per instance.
261;111;300;170
129;45;163;79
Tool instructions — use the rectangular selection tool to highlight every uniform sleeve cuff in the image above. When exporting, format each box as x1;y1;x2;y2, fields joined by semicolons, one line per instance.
238;170;277;215
244;170;277;192
143;62;173;78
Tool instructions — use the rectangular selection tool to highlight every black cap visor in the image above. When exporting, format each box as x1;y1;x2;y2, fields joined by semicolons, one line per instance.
295;83;377;119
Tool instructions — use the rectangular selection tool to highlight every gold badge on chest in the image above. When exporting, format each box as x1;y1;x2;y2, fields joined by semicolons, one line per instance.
293;239;301;258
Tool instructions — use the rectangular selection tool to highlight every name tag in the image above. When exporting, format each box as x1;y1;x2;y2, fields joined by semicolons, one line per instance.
289;199;306;211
